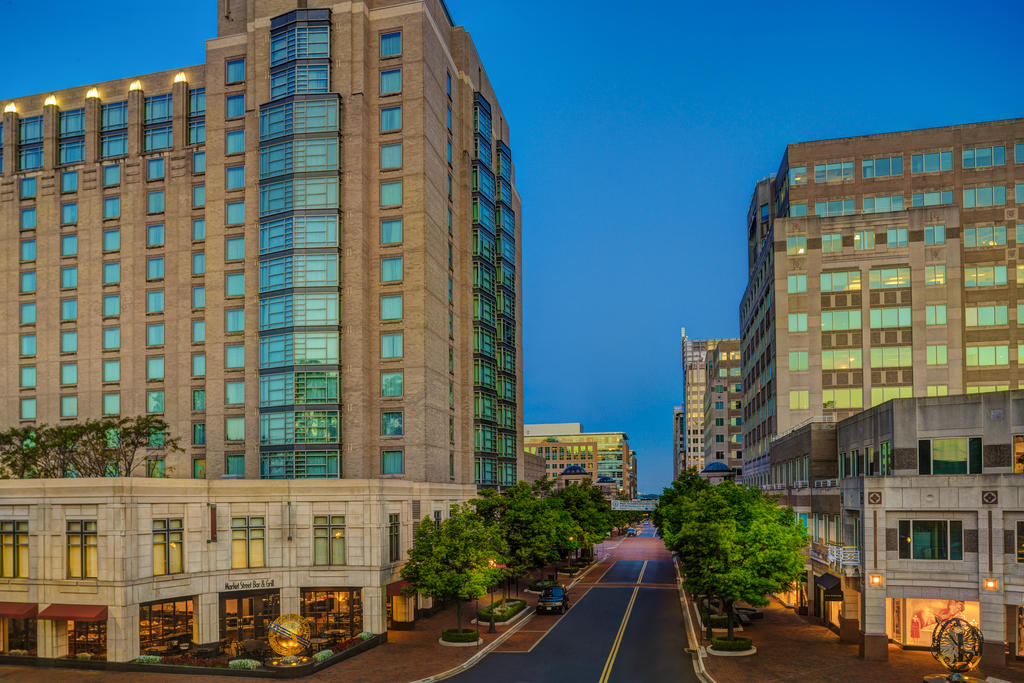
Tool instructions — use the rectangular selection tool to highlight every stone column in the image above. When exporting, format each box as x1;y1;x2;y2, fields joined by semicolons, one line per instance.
860;578;888;661
281;585;300;616
839;579;860;644
363;586;385;635
197;592;220;649
37;619;67;659
107;604;138;663
979;508;1008;668
42;100;58;171
83;94;100;164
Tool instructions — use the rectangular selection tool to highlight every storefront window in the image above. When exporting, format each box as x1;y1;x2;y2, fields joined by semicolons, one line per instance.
1016;606;1024;657
300;589;362;640
219;589;280;656
4;617;36;654
139;599;194;654
903;598;978;648
1015;435;1024;473
68;620;106;659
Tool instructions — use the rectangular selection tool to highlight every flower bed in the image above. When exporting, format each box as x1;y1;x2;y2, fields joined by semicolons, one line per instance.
710;636;752;651
477;599;526;623
528;579;557;591
441;628;480;643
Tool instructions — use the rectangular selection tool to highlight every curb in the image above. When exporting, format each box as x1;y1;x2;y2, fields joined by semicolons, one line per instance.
674;557;718;683
408;557;608;682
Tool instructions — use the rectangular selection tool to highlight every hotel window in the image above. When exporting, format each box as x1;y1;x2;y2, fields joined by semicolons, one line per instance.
61;203;78;225
813;161;854;182
192;185;206;208
101;393;119;415
193;218;206;241
192;389;205;411
0;520;29;578
20;366;35;388
20;398;35;420
380;69;402;95
102;360;120;382
270;64;329;99
381;181;402;207
147;257;164;280
152;519;183;576
61;331;78;353
226;130;245;155
225;381;245;405
20;240;36;262
20;272;35;294
926;304;947;325
382;257;403;283
62;171;78;192
911;151;953;173
192;253;206;275
380;31;401;57
963;185;1006;208
225;308;244;333
382;371;403;397
887;228;908;247
230;517;265;569
192;354;205;377
146;191;164;214
147;223;165;247
924;224;945;245
382;411;403;436
226;165;245;190
225;417;245;441
898;520;963;561
964;265;1007;287
862;155;902;178
313;516;345;566
147;390;165;413
61;362;77;385
853;231;875;250
20;208;36;230
61;266;78;289
815;199;855;217
20;177;36;198
147;290;165;313
226;94;245;119
147;357;165;381
192;286;205;309
388;513;401;562
381;106;402;132
102;327;120;350
965;305;1008;327
67;520;98;578
104;229;121;252
927;385;948;397
226;201;246;226
964;225;1006;247
381;295;403;320
382;333;403;359
791;351;809;373
226;58;246;84
226;273;245;297
822;388;862;410
962;145;1005;169
225;344;244;369
147;157;165;180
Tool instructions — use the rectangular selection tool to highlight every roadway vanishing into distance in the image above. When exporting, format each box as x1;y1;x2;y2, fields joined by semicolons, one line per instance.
449;522;697;683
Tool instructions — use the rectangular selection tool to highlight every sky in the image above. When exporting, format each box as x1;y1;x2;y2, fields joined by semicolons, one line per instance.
2;0;1021;495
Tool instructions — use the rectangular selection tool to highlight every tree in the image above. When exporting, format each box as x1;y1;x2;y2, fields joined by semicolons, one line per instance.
401;503;506;635
104;416;181;477
552;481;613;561
659;478;807;642
0;426;44;478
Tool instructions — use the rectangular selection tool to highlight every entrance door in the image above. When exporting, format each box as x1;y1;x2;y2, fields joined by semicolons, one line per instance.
220;590;280;644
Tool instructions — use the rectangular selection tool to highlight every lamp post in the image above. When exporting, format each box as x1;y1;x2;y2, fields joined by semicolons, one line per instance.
487;559;497;634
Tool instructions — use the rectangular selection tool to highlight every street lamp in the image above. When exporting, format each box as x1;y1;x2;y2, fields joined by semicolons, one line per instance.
487;559;497;634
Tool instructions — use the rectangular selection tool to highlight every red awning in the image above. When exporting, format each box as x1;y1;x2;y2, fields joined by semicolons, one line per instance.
38;604;107;622
0;602;37;619
386;581;411;598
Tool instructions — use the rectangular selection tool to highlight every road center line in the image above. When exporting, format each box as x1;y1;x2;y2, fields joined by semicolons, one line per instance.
597;561;646;683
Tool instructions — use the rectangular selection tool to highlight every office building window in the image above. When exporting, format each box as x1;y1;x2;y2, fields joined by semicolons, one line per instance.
230;517;264;569
963;145;1005;169
381;106;401;132
226;94;245;119
226;59;246;84
380;69;402;94
911;151;953;173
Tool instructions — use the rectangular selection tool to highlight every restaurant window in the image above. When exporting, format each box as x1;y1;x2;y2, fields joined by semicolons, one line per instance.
898;520;963;560
219;590;280;652
300;589;363;640
231;516;265;568
68;620;105;659
0;520;29;578
5;615;36;654
139;599;194;655
153;519;184;576
313;515;345;566
388;513;400;562
67;520;97;578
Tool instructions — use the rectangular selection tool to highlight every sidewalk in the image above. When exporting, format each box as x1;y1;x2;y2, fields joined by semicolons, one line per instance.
699;599;1024;683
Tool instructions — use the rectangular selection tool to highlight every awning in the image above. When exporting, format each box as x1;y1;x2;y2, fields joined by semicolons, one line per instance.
38;604;108;622
814;573;843;602
0;602;37;619
387;581;411;598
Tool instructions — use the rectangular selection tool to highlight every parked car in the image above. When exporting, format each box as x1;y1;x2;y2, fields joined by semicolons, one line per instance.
626;527;637;537
536;585;569;614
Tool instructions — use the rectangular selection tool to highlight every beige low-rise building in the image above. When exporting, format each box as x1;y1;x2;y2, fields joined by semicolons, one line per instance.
0;477;470;662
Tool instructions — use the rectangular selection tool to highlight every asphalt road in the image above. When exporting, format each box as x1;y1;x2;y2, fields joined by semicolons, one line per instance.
449;524;697;683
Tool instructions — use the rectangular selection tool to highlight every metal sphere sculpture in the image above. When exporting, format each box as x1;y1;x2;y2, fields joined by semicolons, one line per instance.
930;617;982;675
268;613;312;657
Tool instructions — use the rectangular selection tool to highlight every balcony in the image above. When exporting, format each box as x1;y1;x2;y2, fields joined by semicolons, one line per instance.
826;545;860;575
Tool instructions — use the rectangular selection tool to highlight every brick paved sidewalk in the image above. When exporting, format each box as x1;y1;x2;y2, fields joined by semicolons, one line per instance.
699;599;1024;683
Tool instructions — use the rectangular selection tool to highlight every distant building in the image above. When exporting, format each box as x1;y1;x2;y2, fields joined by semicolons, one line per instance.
524;423;635;498
672;405;685;480
702;339;743;477
596;475;617;500
556;464;592;491
698;460;735;485
521;450;546;485
681;328;728;474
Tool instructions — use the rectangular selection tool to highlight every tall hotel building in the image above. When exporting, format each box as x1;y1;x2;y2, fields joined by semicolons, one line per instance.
740;118;1024;484
678;327;725;475
701;338;743;477
0;0;521;662
0;0;522;486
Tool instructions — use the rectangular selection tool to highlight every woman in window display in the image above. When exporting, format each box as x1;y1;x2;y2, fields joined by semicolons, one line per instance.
909;600;966;640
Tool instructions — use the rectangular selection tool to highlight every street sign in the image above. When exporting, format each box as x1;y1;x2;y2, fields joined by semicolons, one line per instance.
611;500;657;511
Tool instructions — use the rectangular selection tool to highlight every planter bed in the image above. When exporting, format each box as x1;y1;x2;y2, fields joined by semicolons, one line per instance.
0;634;386;678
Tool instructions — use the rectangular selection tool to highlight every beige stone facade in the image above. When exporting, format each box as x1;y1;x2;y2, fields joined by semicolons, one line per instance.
680;329;727;474
701;339;742;476
0;0;522;486
0;477;472;662
742;118;1024;485
524;423;636;498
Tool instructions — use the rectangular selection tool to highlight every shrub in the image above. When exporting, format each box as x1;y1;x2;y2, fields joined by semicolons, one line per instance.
136;654;162;664
528;579;557;591
7;650;28;657
358;631;373;641
711;636;753;652
441;628;479;643
312;649;333;663
228;658;261;670
477;599;526;622
75;652;93;660
162;653;229;668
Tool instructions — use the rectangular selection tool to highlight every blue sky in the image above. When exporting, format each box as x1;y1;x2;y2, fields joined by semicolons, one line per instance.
2;1;1021;494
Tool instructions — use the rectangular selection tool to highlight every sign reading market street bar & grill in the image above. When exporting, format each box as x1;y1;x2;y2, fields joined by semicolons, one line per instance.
224;578;276;591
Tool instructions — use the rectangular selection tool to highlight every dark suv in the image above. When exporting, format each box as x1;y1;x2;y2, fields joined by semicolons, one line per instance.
536;585;569;614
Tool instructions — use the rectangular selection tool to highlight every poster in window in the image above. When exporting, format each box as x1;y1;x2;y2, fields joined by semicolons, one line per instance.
904;599;979;648
1017;606;1024;657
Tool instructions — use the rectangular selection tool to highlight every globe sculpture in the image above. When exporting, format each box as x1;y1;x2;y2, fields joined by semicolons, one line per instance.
930;617;982;681
268;613;312;658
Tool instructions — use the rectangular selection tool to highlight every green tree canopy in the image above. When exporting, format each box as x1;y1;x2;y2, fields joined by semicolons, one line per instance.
401;503;507;634
552;481;613;552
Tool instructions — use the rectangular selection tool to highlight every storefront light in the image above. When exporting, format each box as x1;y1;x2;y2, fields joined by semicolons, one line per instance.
983;578;998;591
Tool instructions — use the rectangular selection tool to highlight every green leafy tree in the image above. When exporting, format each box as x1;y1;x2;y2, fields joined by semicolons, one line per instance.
0;426;44;478
401;503;506;635
552;481;613;562
660;478;807;642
